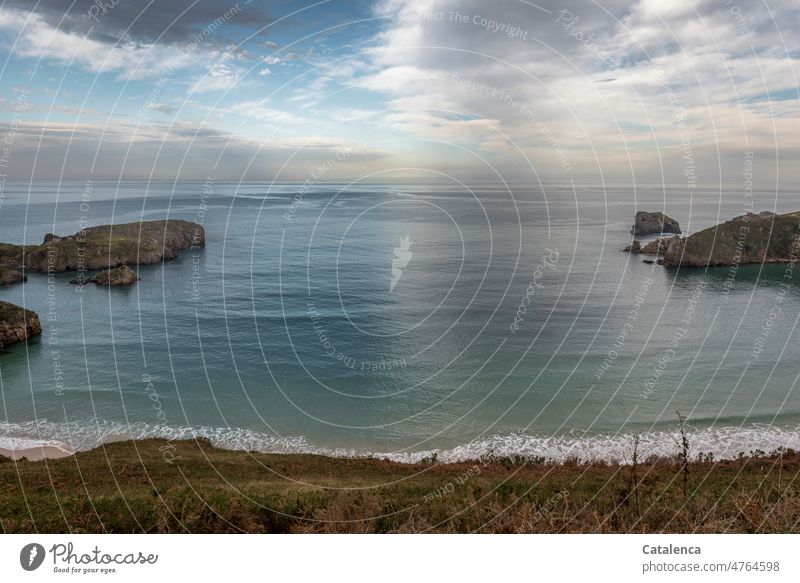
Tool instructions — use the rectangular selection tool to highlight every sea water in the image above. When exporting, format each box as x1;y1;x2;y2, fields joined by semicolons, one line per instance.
0;181;798;462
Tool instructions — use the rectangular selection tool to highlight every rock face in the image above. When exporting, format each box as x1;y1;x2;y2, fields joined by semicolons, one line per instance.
624;236;679;255
0;242;33;287
0;220;203;279
0;301;42;350
0;267;25;286
631;211;681;236
72;265;140;286
641;236;680;255
662;211;800;267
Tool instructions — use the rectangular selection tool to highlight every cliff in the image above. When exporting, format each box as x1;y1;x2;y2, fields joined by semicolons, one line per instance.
0;243;33;286
662;211;800;267
0;301;42;350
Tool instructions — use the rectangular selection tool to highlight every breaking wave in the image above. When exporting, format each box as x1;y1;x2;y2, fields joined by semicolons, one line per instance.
2;420;799;464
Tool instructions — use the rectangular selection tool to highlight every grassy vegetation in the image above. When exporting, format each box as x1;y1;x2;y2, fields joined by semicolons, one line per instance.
0;220;202;273
2;438;799;533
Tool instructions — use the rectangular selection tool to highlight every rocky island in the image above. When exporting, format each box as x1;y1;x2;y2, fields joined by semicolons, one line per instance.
0;219;203;279
0;220;203;352
29;219;203;273
0;301;42;350
662;211;800;267
631;211;681;236
71;265;140;286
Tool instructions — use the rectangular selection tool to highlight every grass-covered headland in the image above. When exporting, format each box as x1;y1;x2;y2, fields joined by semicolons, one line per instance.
1;438;799;533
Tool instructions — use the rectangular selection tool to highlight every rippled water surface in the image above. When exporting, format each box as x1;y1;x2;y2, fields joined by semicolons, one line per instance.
1;181;799;460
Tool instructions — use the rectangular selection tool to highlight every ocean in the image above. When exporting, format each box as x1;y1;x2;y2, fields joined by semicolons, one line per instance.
1;181;799;462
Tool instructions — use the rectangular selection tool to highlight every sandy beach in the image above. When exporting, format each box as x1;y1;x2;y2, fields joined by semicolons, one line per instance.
0;444;74;462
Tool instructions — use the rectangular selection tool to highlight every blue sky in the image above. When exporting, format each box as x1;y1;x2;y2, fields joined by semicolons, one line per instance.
1;0;799;185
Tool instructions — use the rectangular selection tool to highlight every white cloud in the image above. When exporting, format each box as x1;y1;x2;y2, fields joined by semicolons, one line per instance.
259;68;272;76
361;0;800;183
145;102;177;114
227;99;309;124
190;63;243;93
357;66;443;93
0;8;202;80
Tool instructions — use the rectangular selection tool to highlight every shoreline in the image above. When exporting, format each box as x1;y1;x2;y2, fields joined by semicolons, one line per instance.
0;444;74;461
2;420;800;465
1;430;798;466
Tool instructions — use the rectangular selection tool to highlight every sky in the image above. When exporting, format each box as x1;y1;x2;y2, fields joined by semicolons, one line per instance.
0;0;798;186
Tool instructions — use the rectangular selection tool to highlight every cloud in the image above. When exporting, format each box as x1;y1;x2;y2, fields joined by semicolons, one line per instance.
0;8;214;79
362;0;800;184
226;99;310;125
2;0;798;185
0;118;390;181
190;63;242;93
2;0;273;45
145;103;177;115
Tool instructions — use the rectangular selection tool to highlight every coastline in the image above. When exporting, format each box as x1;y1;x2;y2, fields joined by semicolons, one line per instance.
1;438;798;533
0;444;74;461
2;420;800;465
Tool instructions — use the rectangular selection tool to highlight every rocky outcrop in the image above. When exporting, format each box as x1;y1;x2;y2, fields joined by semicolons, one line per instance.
624;236;679;255
71;265;140;286
0;243;34;287
641;236;679;255
631;211;681;236
0;220;203;278
662;211;800;267
0;267;25;286
0;301;42;350
29;220;204;272
623;240;641;253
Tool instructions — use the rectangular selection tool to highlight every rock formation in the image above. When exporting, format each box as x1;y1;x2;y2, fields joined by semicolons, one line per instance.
0;301;42;350
631;211;681;236
662;211;800;267
0;242;33;287
0;220;203;280
623;240;641;253
28;220;203;272
0;267;25;286
71;265;140;286
624;236;679;255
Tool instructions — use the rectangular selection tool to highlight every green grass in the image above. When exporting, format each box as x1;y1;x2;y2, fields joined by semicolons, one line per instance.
2;439;799;533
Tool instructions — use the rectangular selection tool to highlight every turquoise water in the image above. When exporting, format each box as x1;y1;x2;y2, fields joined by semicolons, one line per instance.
1;181;799;461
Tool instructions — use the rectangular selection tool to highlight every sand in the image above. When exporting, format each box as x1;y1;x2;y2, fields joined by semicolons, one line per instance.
0;445;74;461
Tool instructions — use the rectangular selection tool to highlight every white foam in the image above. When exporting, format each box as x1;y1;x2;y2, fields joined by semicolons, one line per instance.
0;435;73;454
1;420;798;464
